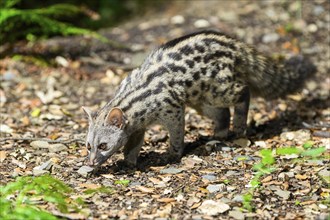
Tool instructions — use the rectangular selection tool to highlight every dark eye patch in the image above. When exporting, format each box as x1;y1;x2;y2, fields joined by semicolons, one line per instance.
98;143;107;151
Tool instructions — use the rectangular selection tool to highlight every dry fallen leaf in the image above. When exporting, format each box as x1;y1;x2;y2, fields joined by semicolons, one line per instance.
0;151;7;162
79;183;100;189
135;185;154;193
295;174;308;180
157;197;176;203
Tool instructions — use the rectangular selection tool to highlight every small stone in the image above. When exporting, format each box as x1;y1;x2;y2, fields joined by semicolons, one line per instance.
183;156;203;168
171;15;185;25
306;80;318;91
3;71;16;81
318;168;330;185
262;33;280;43
206;184;225;193
194;19;210;28
313;5;324;16
77;165;94;177
202;174;217;181
280;130;311;142
254;141;267;148
38;160;53;170
198;200;230;215
233;138;251;148
307;24;318;33
33;169;50;176
30;141;50;149
48;143;67;153
227;186;237;192
229;210;245;220
160;167;183;174
232;195;243;202
278;172;289;181
55;56;69;67
318;204;327;210
33;160;53;176
274;189;291;200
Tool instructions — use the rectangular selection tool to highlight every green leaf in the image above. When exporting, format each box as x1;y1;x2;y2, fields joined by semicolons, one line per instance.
260;149;275;165
303;141;314;149
242;193;253;212
114;179;130;186
0;175;83;219
83;186;113;195
276;147;301;155
301;147;326;157
30;108;41;117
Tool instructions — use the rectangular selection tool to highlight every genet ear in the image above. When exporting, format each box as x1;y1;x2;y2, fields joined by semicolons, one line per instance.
82;106;94;122
105;107;127;129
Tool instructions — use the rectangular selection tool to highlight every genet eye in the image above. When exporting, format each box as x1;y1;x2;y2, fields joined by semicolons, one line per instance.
98;143;107;151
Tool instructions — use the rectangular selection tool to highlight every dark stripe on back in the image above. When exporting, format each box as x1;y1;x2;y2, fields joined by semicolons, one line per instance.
161;30;229;49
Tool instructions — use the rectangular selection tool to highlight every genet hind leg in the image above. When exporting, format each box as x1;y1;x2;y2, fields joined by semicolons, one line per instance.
232;85;250;138
202;106;230;140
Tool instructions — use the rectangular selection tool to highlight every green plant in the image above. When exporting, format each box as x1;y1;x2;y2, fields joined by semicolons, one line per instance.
242;193;253;212
0;175;84;220
0;0;104;43
242;142;326;212
83;186;114;195
114;179;130;187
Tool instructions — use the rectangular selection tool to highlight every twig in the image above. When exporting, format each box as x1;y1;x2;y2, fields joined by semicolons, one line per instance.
0;137;85;144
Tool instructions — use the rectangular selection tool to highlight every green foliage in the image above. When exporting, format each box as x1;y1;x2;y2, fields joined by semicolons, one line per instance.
0;0;103;43
83;186;114;195
0;175;84;220
114;179;130;187
242;141;326;212
276;147;301;155
242;193;253;212
301;147;326;157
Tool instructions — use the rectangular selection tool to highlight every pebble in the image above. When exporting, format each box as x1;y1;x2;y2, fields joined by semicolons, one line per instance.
48;143;67;153
30;141;50;149
274;189;291;200
233;138;251;148
262;33;280;43
33;160;53;176
0;124;13;133
194;19;210;28
160;167;183;174
280;129;311;142
307;23;318;33
33;169;50;176
232;195;243;202
206;184;225;193
202;174;217;181
229;210;245;220
254;141;267;148
313;5;324;16
171;15;185;25
198;200;230;215
77;165;94;177
55;56;69;67
318;168;330;185
3;71;16;81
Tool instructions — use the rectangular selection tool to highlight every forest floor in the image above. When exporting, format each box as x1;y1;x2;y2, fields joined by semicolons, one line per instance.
1;1;329;219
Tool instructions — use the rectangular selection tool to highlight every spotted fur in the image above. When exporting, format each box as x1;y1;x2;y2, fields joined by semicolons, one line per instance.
83;30;316;167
